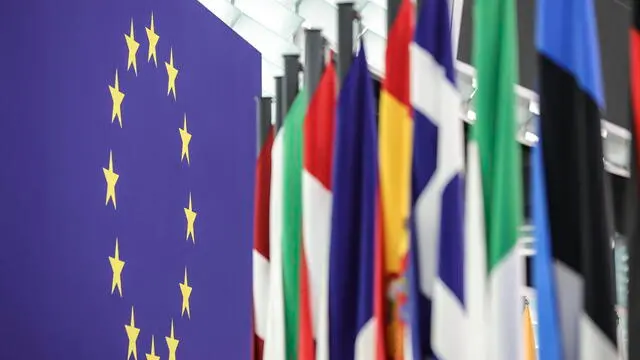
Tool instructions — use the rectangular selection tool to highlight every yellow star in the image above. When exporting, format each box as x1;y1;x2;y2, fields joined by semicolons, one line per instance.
108;70;125;127
165;319;180;360
179;267;193;319
125;306;141;360
184;193;197;243
103;151;119;209
108;238;125;297
165;48;178;100
179;114;192;165
125;19;140;75
145;335;160;360
146;13;160;67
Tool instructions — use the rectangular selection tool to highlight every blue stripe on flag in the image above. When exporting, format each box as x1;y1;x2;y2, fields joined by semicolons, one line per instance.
328;43;377;360
535;0;604;109
531;133;563;360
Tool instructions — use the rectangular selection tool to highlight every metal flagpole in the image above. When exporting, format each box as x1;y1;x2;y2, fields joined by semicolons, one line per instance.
283;54;300;116
387;0;401;31
275;76;284;132
257;96;273;155
337;2;354;84
304;28;324;101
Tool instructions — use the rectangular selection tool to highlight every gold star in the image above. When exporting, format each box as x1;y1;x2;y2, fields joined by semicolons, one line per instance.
179;267;193;319
145;335;160;360
184;193;197;243
125;19;140;75
108;238;125;297
179;114;192;165
165;320;180;360
146;13;160;67
109;70;125;127
103;151;119;209
125;306;141;360
165;48;178;100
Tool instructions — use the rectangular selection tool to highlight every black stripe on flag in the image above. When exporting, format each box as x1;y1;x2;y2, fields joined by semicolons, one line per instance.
538;53;618;353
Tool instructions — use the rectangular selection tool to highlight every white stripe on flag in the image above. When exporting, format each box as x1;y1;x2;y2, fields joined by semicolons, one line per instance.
263;131;286;360
464;142;488;360
253;251;270;339
580;313;618;360
354;318;376;360
302;170;333;334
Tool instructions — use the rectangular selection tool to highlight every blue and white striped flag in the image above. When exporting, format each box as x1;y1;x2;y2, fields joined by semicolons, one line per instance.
409;0;466;359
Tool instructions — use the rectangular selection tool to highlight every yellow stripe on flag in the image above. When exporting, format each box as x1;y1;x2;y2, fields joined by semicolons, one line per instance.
523;303;537;360
379;90;413;276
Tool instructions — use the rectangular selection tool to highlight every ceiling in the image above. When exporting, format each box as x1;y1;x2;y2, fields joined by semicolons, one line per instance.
198;0;632;177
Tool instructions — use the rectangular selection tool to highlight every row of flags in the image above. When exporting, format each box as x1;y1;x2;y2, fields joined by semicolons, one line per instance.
253;0;628;359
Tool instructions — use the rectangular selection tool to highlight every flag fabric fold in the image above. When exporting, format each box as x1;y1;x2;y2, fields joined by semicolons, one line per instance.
473;0;524;359
253;118;274;360
536;0;618;359
328;44;378;360
378;0;414;357
301;60;337;360
409;0;465;359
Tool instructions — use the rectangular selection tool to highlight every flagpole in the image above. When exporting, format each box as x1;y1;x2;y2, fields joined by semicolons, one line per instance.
304;28;324;100
275;76;284;132
387;0;401;30
283;54;300;116
337;2;354;84
257;97;273;155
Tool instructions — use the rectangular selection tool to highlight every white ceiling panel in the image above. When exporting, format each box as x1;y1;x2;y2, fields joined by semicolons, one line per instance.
233;14;300;67
235;0;303;38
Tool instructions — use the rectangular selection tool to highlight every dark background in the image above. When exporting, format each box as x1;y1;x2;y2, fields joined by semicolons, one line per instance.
457;0;632;130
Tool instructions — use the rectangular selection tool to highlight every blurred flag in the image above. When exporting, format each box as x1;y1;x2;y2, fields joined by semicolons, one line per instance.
531;133;563;360
264;91;308;360
301;60;337;360
536;0;618;358
523;302;537;360
408;0;465;359
627;1;640;359
378;0;414;356
463;128;488;360
0;0;260;358
253;101;275;360
328;44;377;360
281;88;309;360
473;0;523;358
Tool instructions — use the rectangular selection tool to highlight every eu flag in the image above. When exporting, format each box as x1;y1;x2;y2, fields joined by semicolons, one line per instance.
0;0;261;359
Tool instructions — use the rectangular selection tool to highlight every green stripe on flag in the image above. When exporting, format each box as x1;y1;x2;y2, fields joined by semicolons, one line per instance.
281;89;308;360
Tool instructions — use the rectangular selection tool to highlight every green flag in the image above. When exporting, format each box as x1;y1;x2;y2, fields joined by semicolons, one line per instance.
472;0;523;359
281;89;308;360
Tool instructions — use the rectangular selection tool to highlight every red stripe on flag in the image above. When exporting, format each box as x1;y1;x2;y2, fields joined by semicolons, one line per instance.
382;0;414;107
303;61;337;189
299;241;315;360
254;129;274;259
253;127;274;360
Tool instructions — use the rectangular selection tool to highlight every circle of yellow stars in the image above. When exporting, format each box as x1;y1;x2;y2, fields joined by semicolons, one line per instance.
103;13;196;360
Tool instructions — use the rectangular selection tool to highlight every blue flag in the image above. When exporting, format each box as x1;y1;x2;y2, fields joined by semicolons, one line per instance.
328;44;377;360
531;132;563;360
0;1;260;359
